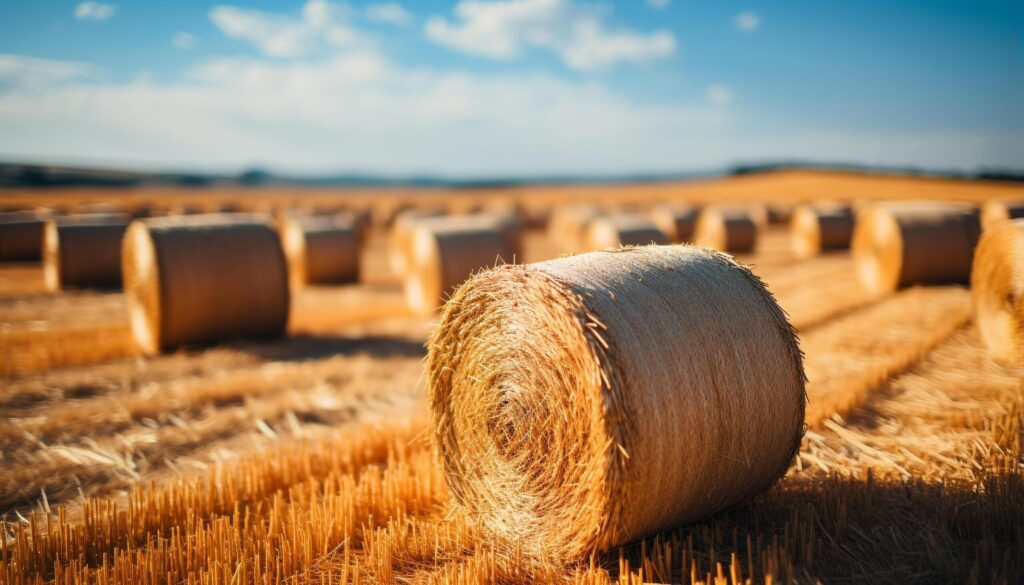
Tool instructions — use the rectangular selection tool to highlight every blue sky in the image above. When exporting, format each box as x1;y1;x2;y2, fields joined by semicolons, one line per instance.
0;0;1020;177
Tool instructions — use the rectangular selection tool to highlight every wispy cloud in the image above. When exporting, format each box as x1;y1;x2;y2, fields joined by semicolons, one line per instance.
74;2;116;22
209;0;363;59
647;0;670;9
425;0;675;72
705;84;733;105
0;54;99;90
734;10;760;32
172;32;199;50
365;3;414;27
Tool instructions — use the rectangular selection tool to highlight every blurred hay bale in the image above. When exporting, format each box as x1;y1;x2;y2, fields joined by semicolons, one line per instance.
694;206;758;253
789;203;855;259
649;204;699;243
280;215;361;289
122;214;289;355
43;214;129;291
972;218;1024;364
584;213;668;250
0;211;46;261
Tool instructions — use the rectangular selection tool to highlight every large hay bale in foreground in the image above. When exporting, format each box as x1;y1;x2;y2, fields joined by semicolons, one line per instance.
852;202;981;294
649;204;699;243
694;207;758;253
427;245;805;559
404;217;519;314
280;215;361;289
789;203;855;259
123;215;290;355
0;212;46;261
584;214;668;250
981;200;1024;231
43;214;129;290
972;219;1024;364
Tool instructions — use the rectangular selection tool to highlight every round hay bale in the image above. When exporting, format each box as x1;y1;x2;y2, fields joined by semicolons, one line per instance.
388;208;447;276
971;218;1024;364
789;203;855;259
280;215;360;289
694;207;758;253
981;200;1024;231
548;204;602;255
427;245;805;559
584;214;669;250
43;214;129;291
767;204;793;225
0;211;46;261
852;202;981;294
404;217;519;314
122;215;289;356
649;204;699;243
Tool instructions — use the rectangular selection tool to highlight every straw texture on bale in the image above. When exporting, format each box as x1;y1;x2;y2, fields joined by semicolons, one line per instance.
0;211;46;261
548;204;601;255
789;204;855;259
428;245;806;559
971;218;1024;364
122;215;290;355
404;216;519;314
388;208;447;276
43;214;129;291
981;200;1024;231
584;214;668;250
649;204;699;243
280;215;361;288
852;202;981;294
694;207;758;253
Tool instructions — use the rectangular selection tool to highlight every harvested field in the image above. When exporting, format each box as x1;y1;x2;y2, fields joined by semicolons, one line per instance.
1;170;1022;584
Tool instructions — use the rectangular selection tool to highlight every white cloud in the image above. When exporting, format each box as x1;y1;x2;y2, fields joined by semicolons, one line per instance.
74;2;116;21
365;3;414;27
209;0;362;58
705;84;733;105
647;0;670;9
734;10;760;32
1;52;1020;177
172;32;199;50
0;54;99;90
425;0;676;72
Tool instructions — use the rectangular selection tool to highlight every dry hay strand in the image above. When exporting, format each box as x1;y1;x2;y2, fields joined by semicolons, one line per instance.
971;218;1024;364
122;214;289;355
548;204;602;255
852;201;981;295
693;207;758;253
404;216;520;314
0;211;46;261
789;203;855;259
42;214;129;291
648;204;699;243
427;245;806;559
584;214;669;250
280;215;361;289
981;199;1024;230
389;208;448;275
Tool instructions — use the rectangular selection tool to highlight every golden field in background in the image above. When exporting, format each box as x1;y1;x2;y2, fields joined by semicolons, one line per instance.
1;170;1022;584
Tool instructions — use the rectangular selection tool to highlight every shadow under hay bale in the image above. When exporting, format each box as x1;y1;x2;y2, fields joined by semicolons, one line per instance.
43;214;129;291
123;214;290;355
852;202;981;295
428;245;805;559
971;218;1024;365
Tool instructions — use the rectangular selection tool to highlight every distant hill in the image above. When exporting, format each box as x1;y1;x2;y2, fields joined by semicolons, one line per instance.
0;161;1020;189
